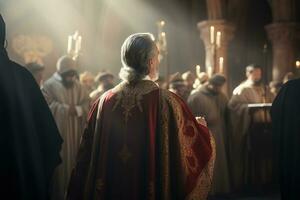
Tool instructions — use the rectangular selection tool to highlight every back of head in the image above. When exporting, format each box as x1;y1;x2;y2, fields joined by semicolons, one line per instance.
246;64;261;76
119;33;156;82
0;14;6;48
95;71;114;83
56;55;76;75
208;74;226;86
182;71;195;81
80;71;94;83
198;72;209;84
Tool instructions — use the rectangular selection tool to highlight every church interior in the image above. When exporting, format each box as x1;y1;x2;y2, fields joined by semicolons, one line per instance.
1;0;300;199
1;0;300;91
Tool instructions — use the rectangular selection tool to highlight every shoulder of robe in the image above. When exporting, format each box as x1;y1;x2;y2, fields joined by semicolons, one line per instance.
159;88;184;107
232;83;252;96
11;61;33;79
277;79;300;101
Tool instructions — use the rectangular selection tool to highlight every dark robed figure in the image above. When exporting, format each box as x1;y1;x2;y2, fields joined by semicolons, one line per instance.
0;15;62;199
67;33;215;200
271;79;300;199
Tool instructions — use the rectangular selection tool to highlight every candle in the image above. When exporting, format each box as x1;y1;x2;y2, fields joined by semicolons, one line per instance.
210;26;214;44
208;66;213;77
219;57;224;73
160;20;165;27
296;60;300;68
67;36;72;54
196;65;201;75
75;36;82;54
161;32;167;50
216;31;221;48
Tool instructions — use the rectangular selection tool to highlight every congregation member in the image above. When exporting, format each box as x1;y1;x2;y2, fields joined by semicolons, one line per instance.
182;70;196;95
0;14;62;200
89;71;115;103
271;78;300;199
188;74;230;195
80;71;95;94
42;55;89;200
228;64;273;189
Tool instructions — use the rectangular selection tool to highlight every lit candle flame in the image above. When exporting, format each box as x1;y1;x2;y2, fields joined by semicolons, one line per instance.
210;26;214;44
196;65;201;76
216;31;221;48
296;60;300;68
219;57;224;74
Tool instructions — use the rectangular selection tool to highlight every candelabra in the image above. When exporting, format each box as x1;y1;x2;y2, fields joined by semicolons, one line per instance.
67;31;82;60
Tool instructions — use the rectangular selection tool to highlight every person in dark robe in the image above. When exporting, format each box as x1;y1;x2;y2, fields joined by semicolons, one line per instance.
169;72;190;101
0;14;62;200
188;74;230;195
89;71;115;103
67;33;215;200
271;78;300;199
25;62;45;87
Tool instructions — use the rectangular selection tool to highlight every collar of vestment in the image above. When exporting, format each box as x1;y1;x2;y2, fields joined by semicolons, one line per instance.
112;79;159;94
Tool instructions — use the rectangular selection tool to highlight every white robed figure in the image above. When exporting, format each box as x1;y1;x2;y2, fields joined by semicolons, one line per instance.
228;64;273;190
42;56;89;200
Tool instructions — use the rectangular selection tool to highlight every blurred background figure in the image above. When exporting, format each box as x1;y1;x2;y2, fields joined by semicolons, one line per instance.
25;62;45;87
282;72;295;84
228;64;273;190
42;55;89;200
269;80;282;99
188;74;230;196
90;70;115;103
0;14;62;200
182;70;196;95
192;72;209;92
168;72;189;101
271;78;300;200
79;71;95;94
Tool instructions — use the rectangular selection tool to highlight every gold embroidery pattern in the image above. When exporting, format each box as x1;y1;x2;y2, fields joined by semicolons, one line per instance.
112;81;158;164
162;90;199;176
112;81;158;124
186;133;216;200
160;90;215;199
160;90;171;199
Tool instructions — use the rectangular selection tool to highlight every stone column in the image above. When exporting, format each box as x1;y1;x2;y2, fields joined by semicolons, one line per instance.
265;23;300;82
197;20;235;77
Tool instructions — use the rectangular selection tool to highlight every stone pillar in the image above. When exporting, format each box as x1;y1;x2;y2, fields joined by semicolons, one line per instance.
197;20;235;79
265;23;300;82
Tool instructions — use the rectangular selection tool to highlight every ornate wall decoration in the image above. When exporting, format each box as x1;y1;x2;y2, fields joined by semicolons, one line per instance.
12;35;53;64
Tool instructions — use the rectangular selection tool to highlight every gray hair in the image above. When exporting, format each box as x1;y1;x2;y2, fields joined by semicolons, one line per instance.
119;33;157;82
